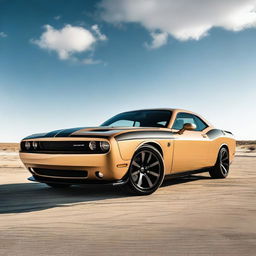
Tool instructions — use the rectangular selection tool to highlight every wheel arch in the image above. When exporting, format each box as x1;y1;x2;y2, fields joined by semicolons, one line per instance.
209;143;230;179
123;142;165;195
216;143;230;162
219;143;229;154
137;141;163;157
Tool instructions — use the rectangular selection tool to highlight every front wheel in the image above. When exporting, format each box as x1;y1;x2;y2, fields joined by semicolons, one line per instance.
209;147;230;179
124;145;164;195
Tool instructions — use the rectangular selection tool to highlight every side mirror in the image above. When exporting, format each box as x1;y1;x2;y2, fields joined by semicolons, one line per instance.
178;123;196;135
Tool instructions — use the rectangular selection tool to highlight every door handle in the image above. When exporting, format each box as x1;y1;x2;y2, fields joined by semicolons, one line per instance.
202;134;208;138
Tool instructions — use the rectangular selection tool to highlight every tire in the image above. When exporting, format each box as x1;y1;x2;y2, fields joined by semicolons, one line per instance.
209;147;230;179
123;145;165;195
46;183;71;189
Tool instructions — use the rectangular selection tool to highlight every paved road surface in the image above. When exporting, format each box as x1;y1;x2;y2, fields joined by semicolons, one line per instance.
0;156;255;255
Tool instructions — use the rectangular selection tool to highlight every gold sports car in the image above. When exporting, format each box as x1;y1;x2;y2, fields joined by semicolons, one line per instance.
19;109;236;195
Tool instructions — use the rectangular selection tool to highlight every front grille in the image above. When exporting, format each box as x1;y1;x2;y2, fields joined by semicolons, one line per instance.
20;141;108;154
32;168;88;178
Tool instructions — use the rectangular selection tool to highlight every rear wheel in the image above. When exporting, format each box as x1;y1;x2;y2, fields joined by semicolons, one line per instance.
46;183;71;189
209;147;230;179
124;145;164;195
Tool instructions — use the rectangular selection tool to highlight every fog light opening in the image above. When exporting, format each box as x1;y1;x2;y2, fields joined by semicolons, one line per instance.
95;171;104;179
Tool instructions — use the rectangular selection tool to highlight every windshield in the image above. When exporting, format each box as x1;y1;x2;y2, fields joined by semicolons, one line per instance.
101;110;172;128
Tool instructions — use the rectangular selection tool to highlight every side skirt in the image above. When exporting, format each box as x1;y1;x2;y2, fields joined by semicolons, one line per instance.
165;167;212;180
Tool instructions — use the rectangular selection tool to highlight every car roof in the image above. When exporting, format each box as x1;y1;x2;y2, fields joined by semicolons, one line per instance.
120;108;193;114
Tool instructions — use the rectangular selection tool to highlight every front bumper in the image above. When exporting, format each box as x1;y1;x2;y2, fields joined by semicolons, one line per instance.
19;137;130;181
28;175;128;186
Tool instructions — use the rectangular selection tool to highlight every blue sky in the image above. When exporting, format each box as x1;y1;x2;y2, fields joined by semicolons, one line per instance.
0;0;256;142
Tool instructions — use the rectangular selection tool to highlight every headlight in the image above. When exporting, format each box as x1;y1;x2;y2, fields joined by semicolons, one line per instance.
25;141;31;150
32;141;38;149
89;141;97;151
100;141;110;152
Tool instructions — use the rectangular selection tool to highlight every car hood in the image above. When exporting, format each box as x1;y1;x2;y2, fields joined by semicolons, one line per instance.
23;126;171;140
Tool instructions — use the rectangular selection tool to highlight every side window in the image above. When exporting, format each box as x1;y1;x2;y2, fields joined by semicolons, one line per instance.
192;115;208;131
172;113;196;130
172;113;208;131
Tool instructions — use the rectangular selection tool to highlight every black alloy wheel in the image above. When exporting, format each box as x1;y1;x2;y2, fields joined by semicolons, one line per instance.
125;145;164;195
209;147;230;178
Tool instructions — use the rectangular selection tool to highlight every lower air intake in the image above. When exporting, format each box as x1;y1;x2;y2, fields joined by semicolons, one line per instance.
32;168;88;178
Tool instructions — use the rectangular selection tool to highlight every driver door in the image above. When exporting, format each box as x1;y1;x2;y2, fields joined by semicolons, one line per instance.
171;112;210;173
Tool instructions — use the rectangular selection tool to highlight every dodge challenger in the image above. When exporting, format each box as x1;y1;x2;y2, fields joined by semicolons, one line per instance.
19;109;236;195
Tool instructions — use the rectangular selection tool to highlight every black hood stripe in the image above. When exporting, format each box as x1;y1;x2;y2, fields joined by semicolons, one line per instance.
45;129;65;137
23;127;87;140
115;131;174;141
25;130;174;140
23;128;229;141
54;127;87;137
70;134;110;139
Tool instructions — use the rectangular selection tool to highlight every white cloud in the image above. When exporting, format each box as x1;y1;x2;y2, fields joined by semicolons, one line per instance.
100;0;256;47
0;32;7;38
91;24;107;41
31;24;106;61
145;31;168;49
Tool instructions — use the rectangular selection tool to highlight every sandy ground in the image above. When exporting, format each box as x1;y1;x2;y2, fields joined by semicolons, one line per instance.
0;147;256;255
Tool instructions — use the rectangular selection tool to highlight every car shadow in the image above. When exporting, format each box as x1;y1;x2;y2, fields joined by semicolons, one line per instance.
0;174;211;214
162;174;211;187
0;182;126;214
